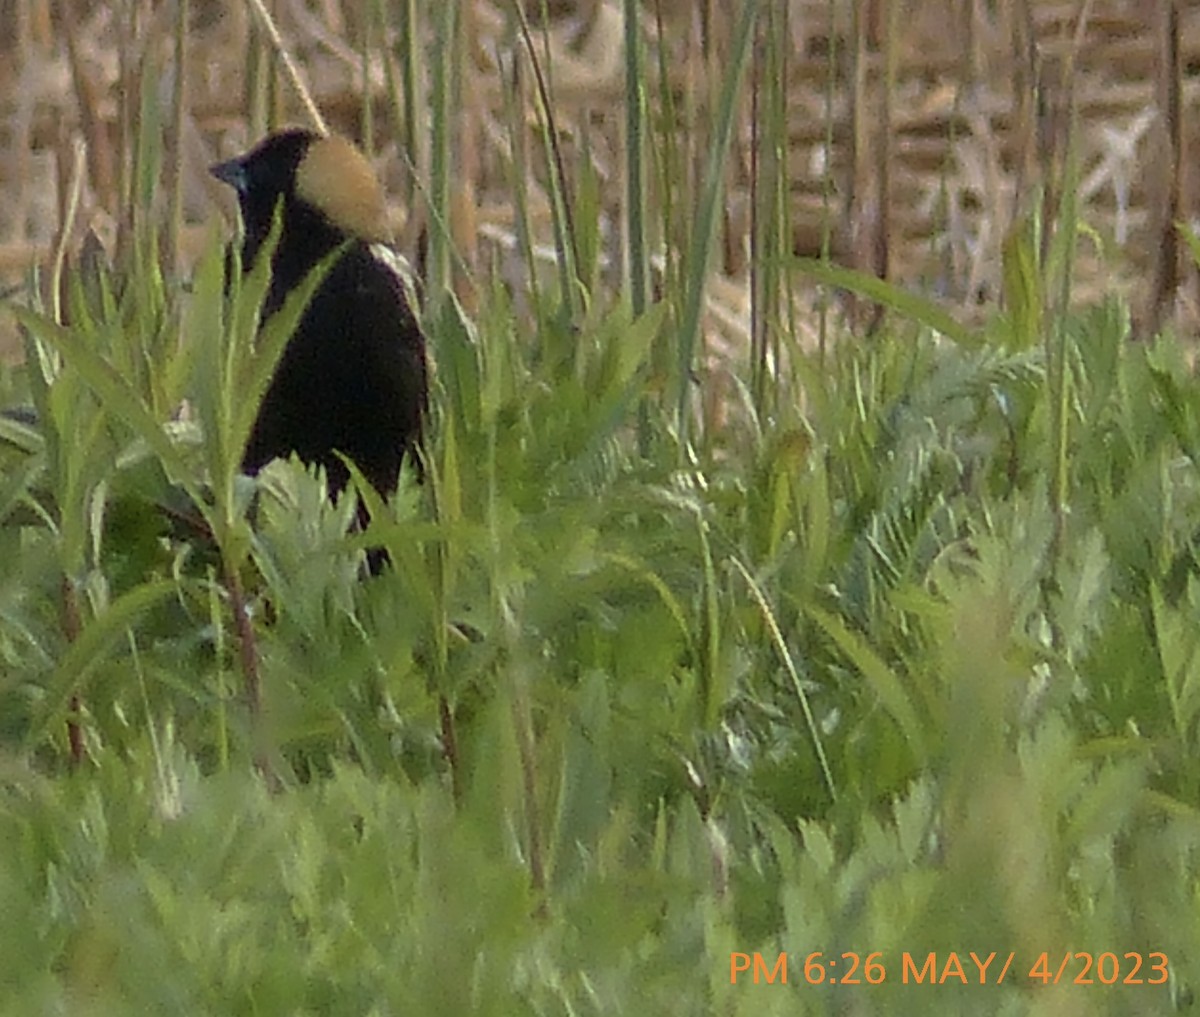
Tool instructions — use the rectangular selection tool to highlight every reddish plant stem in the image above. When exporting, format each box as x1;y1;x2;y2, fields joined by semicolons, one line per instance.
60;575;84;766
439;693;462;803
224;556;277;789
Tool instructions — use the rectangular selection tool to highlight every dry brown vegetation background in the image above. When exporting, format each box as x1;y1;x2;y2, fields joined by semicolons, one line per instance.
1;0;1199;362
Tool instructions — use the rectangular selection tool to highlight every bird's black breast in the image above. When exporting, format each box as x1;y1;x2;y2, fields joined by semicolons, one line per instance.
243;232;427;496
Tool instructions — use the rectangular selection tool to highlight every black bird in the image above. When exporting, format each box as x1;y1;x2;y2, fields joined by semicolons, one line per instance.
210;129;427;518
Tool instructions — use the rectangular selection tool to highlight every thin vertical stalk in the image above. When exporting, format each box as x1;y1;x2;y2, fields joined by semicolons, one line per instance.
167;0;188;278
512;665;546;895
846;0;870;331
651;0;682;404
62;576;84;765
627;0;653;455
246;6;268;139
512;0;580;323
1148;0;1181;335
428;0;458;317
1045;1;1093;648
439;695;462;802
676;0;760;452
115;0;137;266
361;0;376;157
750;0;789;420
818;0;837;362
624;0;648;317
223;551;276;787
877;0;895;288
502;45;542;316
770;2;789;403
749;36;763;411
399;0;422;215
63;0;114;209
246;0;325;134
457;0;481;297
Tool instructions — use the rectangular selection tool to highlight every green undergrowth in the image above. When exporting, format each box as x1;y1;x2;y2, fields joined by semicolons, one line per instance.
3;252;1200;1012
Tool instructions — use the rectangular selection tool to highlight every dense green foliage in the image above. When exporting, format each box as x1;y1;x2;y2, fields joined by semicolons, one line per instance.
3;247;1200;1012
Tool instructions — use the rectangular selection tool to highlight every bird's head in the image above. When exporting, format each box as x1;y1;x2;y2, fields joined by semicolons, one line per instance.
211;129;391;249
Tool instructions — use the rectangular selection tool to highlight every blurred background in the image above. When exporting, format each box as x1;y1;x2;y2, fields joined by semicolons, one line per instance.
1;0;1197;363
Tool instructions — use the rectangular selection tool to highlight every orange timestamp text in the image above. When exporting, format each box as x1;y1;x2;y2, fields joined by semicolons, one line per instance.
729;950;1170;987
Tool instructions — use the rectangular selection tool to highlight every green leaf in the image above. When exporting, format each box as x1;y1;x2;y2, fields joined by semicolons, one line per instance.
1000;217;1042;351
807;603;927;763
791;257;977;348
29;578;177;749
10;307;202;516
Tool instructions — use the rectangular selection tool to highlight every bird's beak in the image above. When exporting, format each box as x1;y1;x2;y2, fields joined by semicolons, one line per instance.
210;157;247;193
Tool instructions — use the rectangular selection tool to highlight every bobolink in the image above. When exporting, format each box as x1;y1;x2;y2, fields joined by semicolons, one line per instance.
210;129;427;512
